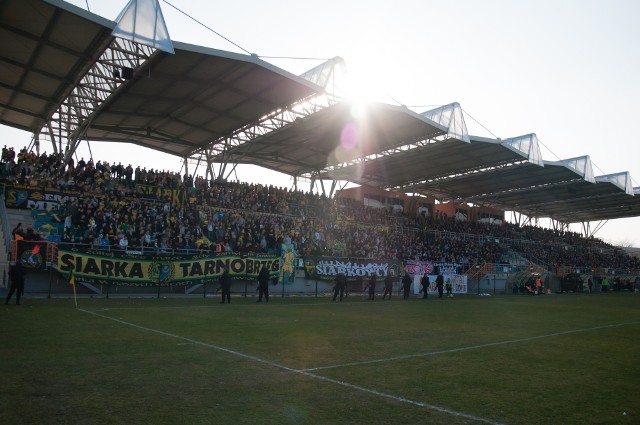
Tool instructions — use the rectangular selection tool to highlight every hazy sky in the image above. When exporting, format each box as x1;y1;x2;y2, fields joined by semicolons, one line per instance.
2;0;639;246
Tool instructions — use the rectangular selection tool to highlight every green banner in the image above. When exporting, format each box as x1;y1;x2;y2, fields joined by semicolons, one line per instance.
58;249;280;286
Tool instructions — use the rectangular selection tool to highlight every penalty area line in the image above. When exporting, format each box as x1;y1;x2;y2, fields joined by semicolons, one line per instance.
78;308;502;425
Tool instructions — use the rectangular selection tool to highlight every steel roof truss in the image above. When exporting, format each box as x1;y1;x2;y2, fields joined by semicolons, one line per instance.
37;38;154;161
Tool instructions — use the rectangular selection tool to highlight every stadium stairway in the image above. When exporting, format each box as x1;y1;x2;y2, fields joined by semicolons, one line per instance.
0;216;6;288
6;208;36;237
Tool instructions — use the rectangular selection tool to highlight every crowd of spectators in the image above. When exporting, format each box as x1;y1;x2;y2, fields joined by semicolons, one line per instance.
1;145;639;274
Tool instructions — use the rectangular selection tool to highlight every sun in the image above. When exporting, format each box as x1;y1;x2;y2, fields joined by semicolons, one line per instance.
331;71;375;166
342;74;376;110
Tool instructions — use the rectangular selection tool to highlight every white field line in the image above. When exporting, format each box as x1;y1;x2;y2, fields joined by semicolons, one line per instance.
79;308;503;425
87;302;333;312
302;322;640;372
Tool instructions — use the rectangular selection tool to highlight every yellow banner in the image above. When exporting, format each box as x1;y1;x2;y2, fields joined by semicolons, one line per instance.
58;250;280;286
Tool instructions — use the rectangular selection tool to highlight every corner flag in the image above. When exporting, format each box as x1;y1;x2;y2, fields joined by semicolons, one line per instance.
69;269;78;308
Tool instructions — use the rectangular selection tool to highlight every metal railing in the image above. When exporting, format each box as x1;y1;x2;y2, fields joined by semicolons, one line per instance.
55;242;213;257
0;190;13;257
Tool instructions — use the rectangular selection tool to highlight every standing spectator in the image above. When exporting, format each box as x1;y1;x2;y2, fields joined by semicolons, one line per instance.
256;265;270;303
219;268;232;304
420;273;430;299
207;220;215;242
436;273;444;298
64;213;73;233
588;278;593;293
382;274;393;300
4;260;26;305
402;272;412;299
119;234;129;250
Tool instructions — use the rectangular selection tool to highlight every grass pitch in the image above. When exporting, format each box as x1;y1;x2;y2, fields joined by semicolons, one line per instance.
1;292;638;425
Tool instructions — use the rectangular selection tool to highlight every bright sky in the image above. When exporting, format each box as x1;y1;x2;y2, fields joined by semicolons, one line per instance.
2;0;639;247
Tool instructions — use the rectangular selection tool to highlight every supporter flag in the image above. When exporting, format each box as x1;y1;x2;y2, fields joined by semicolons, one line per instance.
196;235;212;249
15;191;28;207
17;241;47;269
279;243;297;284
27;243;40;267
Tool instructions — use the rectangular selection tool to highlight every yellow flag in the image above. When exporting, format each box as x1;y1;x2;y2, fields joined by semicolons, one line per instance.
68;268;78;308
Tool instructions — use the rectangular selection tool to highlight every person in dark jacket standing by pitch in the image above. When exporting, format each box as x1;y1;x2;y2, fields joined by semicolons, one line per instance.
436;273;444;298
5;260;26;305
420;273;430;299
219;268;232;304
382;274;393;300
367;274;377;300
402;272;412;299
332;272;347;301
257;265;270;302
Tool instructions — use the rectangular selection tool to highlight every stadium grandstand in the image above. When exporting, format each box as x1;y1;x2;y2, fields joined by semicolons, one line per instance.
1;0;639;298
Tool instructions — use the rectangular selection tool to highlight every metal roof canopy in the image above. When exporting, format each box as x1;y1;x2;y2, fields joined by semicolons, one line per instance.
318;129;639;224
0;0;321;160
85;42;320;158
472;171;640;222
216;101;448;177
327;135;527;190
499;176;640;223
389;137;640;223
0;0;114;132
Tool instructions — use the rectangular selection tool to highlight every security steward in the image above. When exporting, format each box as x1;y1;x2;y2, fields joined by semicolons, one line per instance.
219;268;232;304
367;274;377;300
257;265;270;302
5;260;26;305
420;273;430;299
382;273;393;300
402;272;412;299
332;272;347;301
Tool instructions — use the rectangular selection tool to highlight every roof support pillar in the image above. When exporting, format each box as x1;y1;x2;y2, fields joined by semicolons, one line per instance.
328;180;337;198
204;150;217;182
309;175;316;194
581;220;608;239
319;176;327;197
182;156;189;180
